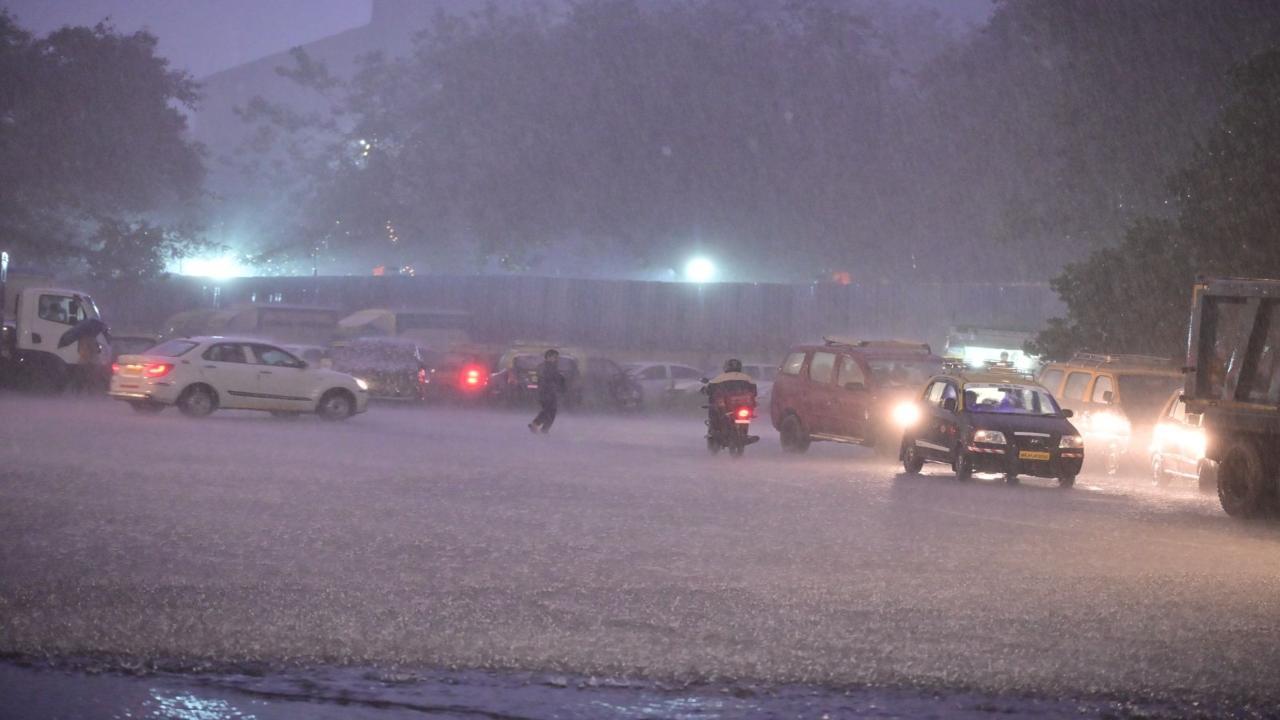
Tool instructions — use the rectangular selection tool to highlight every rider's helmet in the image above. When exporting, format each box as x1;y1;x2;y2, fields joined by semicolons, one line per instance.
724;358;743;373
544;348;560;360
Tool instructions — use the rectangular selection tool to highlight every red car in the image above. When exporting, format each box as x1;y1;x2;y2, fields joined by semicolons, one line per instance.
769;338;944;455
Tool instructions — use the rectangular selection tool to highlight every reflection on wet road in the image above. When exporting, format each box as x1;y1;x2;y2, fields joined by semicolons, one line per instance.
1;395;1278;716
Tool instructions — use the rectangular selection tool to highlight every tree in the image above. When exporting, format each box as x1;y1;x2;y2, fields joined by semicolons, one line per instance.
1032;47;1280;359
0;12;205;276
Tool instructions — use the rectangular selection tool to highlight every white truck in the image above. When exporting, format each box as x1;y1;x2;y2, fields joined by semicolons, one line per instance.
0;255;110;391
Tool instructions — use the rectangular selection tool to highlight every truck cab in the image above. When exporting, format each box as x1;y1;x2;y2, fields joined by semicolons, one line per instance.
1184;277;1280;517
1;280;108;390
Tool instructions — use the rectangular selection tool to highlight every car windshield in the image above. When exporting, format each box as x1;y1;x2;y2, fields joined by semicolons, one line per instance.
964;383;1062;415
868;359;942;388
146;339;198;357
1118;374;1183;421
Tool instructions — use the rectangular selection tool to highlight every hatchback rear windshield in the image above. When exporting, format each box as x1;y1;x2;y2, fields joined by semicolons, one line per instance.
147;339;198;357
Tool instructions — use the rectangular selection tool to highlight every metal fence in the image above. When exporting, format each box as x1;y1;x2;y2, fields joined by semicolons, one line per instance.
85;274;1063;356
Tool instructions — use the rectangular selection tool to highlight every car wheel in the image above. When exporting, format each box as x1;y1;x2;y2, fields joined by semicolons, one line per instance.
1151;455;1173;487
1217;438;1273;518
780;415;810;454
129;400;165;414
1197;460;1218;495
955;450;973;482
902;440;924;475
177;385;216;418
1058;475;1077;489
317;389;355;421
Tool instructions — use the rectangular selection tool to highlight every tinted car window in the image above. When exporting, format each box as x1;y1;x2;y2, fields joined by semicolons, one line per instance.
637;365;666;380
1039;368;1064;394
203;344;247;364
837;356;865;387
1117;374;1182;420
671;365;701;380
1063;372;1092;401
1091;375;1114;403
253;345;302;367
808;352;836;384
867;359;941;388
780;352;805;376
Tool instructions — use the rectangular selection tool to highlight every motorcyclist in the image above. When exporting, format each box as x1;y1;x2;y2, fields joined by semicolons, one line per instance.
703;358;757;433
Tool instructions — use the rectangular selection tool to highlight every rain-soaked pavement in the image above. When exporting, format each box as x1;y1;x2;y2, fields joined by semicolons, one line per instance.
2;394;1279;718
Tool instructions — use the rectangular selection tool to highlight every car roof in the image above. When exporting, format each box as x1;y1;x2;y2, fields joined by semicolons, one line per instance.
935;370;1049;389
1043;352;1179;376
183;335;288;345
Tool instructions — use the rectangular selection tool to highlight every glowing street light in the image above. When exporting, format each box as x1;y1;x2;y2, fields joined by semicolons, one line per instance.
175;254;248;280
684;256;717;283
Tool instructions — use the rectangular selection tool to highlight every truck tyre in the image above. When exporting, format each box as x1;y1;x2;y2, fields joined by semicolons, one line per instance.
177;385;217;418
780;415;810;454
1217;438;1273;518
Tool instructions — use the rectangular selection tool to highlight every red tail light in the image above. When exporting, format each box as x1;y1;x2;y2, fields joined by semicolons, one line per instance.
144;362;173;378
736;407;752;419
111;363;121;375
462;366;486;388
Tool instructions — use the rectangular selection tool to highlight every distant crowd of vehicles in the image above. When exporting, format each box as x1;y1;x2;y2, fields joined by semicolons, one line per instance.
4;260;1278;520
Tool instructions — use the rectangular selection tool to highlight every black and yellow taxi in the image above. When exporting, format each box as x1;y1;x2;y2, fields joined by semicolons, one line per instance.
899;367;1084;487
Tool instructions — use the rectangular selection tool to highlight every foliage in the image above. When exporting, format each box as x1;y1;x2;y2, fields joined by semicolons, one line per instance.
0;12;205;275
1033;48;1280;359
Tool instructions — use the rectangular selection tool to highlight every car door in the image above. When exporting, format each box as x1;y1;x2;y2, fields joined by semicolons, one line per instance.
633;364;669;404
918;380;961;460
804;350;840;435
27;292;90;366
199;342;260;409
832;353;870;440
250;343;313;410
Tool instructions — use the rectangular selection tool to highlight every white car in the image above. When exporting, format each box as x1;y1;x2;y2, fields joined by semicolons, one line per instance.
624;361;706;408
670;362;778;404
109;336;369;420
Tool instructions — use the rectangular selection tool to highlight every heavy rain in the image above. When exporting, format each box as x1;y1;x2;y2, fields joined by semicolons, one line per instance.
3;1;1280;718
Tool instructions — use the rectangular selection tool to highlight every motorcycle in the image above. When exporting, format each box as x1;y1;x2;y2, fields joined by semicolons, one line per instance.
701;379;761;457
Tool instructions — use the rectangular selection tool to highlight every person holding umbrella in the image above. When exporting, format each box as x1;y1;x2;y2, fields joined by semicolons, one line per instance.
58;313;109;394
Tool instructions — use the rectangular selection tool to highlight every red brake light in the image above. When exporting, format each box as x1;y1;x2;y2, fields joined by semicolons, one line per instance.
144;362;173;378
465;369;481;385
111;363;121;375
736;407;751;419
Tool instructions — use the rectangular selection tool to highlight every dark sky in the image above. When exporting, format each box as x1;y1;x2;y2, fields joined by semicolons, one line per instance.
2;0;992;79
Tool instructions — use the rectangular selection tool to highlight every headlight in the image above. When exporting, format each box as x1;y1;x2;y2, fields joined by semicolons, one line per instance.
972;429;1007;444
1089;411;1131;437
891;401;922;428
355;377;369;391
1059;434;1084;449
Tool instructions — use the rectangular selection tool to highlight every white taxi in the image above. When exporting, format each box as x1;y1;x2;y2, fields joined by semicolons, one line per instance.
109;336;369;420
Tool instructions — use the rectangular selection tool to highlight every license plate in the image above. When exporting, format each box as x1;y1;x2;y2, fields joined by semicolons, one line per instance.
1018;450;1051;461
734;419;750;425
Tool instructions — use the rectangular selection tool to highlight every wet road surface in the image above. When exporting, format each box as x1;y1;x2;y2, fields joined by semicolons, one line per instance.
2;395;1279;715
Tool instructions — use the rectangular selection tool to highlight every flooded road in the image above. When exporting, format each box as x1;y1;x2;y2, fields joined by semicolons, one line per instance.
2;395;1278;716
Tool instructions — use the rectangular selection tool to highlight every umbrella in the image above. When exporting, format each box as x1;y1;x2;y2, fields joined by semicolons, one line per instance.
58;317;109;349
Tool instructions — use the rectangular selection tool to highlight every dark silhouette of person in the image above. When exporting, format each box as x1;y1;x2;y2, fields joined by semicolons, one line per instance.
529;348;566;434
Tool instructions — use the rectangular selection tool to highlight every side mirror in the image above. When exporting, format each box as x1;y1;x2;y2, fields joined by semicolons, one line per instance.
1102;390;1115;404
942;397;957;412
1062;408;1074;419
844;381;865;392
